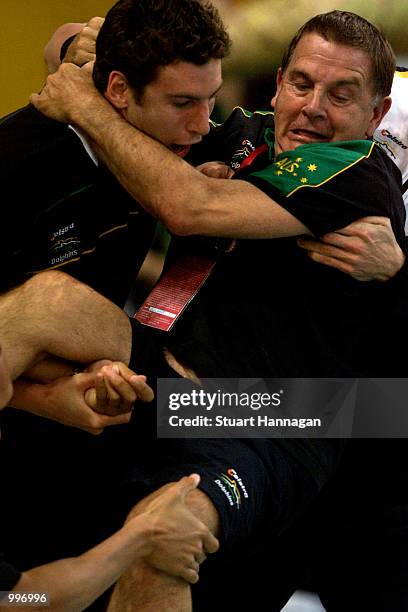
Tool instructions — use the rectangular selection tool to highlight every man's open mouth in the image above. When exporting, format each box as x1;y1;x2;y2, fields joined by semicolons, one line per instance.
291;128;328;141
169;144;191;157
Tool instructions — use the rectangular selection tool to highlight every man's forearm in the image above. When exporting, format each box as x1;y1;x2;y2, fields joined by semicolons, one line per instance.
30;66;309;240
108;488;219;612
9;379;53;413
72;102;305;239
9;375;133;433
23;355;77;383
9;517;151;612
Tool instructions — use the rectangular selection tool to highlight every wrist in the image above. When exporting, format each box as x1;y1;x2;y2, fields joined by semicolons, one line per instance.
71;93;114;134
386;249;406;281
124;513;155;558
384;251;408;286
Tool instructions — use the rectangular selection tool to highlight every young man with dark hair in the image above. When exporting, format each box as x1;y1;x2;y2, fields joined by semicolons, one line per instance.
93;0;228;91
32;9;408;611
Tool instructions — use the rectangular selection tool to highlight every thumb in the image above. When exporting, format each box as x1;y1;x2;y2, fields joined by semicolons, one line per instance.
203;531;220;554
84;387;97;409
74;371;97;386
177;473;200;498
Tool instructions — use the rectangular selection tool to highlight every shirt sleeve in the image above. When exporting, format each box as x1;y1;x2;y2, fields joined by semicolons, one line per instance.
244;140;405;240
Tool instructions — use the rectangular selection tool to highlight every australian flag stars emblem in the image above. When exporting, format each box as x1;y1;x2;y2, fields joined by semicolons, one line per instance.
274;156;318;185
251;138;376;197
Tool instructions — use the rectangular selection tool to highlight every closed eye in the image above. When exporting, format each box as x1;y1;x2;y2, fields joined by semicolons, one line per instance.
330;92;352;105
173;100;193;108
291;81;311;93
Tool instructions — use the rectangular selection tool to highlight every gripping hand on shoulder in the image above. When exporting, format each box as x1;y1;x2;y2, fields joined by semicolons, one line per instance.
30;62;100;124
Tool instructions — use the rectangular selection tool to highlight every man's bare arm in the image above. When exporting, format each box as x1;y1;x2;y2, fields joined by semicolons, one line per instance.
3;475;218;612
30;64;310;240
108;486;219;612
0;271;131;380
32;65;405;280
0;271;150;430
9;374;133;435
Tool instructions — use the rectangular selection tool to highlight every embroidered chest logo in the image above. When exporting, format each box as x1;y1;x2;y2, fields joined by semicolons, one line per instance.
48;222;80;267
252;140;374;197
274;156;318;185
231;139;255;170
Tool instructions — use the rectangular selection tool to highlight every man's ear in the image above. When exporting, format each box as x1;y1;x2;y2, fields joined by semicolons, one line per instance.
270;67;283;109
366;96;392;138
104;71;131;111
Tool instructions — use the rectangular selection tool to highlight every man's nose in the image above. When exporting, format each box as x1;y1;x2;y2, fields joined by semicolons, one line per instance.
302;89;328;121
187;102;211;137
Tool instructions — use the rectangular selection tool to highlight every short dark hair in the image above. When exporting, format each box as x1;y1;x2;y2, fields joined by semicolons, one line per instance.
93;0;230;97
281;10;396;98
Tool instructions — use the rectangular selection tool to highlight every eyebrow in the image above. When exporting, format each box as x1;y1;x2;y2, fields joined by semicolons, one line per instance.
288;69;361;89
167;83;223;101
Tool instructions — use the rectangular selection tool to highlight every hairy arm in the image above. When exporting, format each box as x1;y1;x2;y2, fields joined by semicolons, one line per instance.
0;271;132;381
108;482;220;612
9;362;154;436
0;271;151;429
31;65;402;280
30;65;310;239
9;374;133;435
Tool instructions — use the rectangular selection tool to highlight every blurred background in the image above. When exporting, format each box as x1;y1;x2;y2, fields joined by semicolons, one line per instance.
2;0;408;119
